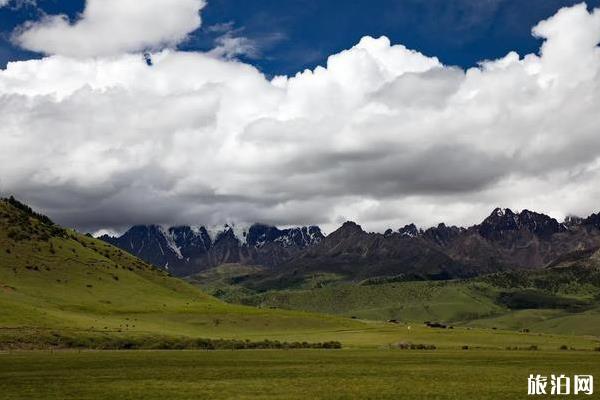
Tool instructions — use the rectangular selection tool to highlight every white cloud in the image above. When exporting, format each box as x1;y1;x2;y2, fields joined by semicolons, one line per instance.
13;0;206;57
209;32;259;60
0;0;37;11
206;23;284;61
1;3;600;234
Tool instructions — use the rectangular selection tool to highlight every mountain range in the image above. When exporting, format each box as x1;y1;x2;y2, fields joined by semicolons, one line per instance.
100;208;600;281
100;223;324;276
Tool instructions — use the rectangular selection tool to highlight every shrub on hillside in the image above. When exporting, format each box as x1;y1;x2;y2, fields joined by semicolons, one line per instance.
394;342;436;350
7;228;29;241
0;333;342;351
506;345;538;351
498;290;590;312
425;321;447;329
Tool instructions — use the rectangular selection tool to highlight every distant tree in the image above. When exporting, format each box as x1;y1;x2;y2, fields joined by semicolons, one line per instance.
4;196;55;226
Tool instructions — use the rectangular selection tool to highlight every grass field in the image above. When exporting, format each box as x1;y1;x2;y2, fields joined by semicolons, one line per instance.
2;349;600;399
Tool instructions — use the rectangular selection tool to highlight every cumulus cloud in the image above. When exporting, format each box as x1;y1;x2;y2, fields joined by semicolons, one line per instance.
12;0;206;57
1;3;600;234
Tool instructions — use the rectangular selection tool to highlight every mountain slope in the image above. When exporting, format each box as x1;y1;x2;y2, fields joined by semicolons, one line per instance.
230;252;600;335
0;198;360;347
248;221;477;290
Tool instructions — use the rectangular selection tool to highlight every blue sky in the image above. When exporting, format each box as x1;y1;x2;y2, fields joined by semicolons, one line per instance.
2;0;600;75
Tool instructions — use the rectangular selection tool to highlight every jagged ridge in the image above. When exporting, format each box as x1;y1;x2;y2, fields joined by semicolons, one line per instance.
101;207;600;279
101;223;324;276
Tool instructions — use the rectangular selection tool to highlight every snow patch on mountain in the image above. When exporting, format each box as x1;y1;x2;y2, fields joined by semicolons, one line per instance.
206;223;250;244
158;226;183;259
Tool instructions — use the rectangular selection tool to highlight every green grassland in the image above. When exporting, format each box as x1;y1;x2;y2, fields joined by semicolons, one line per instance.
186;264;270;303
192;262;600;337
186;264;347;302
2;349;600;400
242;280;503;322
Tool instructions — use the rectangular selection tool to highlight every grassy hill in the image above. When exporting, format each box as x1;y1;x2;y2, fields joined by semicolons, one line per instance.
0;198;366;348
192;259;600;336
240;280;502;322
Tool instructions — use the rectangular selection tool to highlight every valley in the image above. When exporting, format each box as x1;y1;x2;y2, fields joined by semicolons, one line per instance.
188;251;600;336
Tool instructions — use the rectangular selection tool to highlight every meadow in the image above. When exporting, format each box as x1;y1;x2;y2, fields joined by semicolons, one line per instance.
2;349;600;400
195;263;600;337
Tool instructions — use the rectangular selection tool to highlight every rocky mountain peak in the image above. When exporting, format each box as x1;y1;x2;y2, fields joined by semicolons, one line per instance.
214;226;239;243
482;207;517;226
398;223;420;238
478;208;565;239
329;221;364;239
564;215;584;227
491;207;507;217
340;220;363;231
423;223;464;246
584;212;600;230
246;224;324;248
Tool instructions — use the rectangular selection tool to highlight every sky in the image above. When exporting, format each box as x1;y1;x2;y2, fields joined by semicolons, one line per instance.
1;0;600;235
